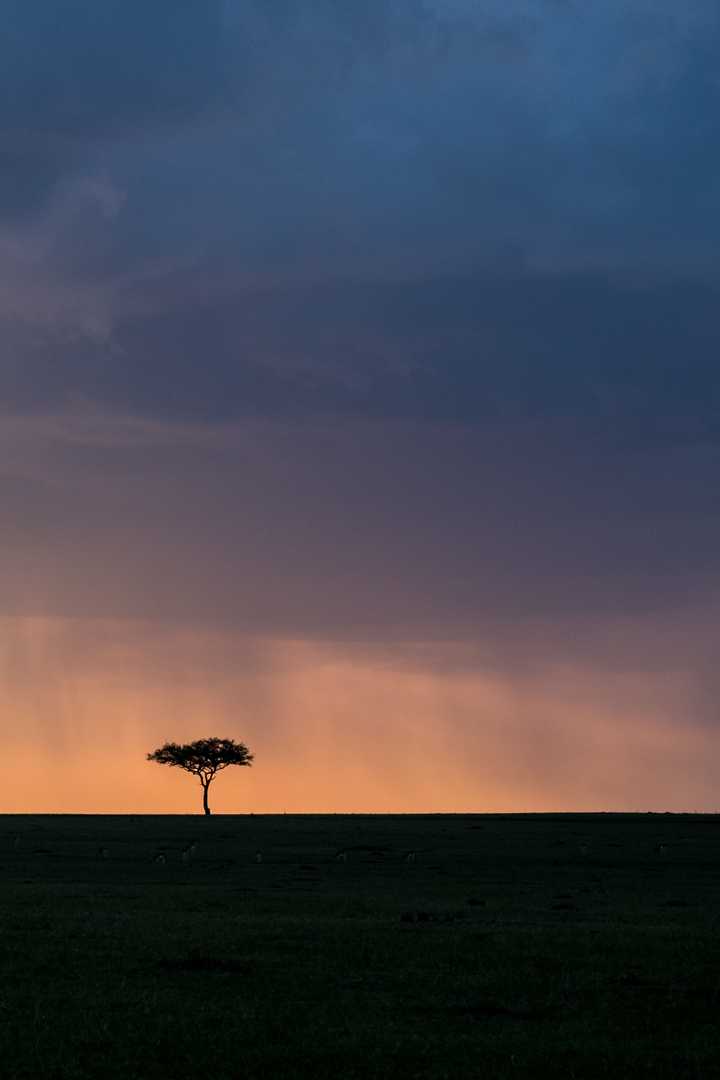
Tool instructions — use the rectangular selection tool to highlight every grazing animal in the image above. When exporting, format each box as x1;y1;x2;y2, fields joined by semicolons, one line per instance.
404;851;417;863
335;850;348;863
254;850;263;863
656;844;668;856
153;852;167;865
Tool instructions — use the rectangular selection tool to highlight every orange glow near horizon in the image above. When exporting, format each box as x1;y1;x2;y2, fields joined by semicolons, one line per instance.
0;616;718;814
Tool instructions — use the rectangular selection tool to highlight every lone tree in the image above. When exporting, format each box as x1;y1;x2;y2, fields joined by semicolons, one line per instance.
147;737;254;815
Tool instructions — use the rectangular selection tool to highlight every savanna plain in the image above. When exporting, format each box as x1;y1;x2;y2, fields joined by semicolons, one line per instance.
2;813;719;1079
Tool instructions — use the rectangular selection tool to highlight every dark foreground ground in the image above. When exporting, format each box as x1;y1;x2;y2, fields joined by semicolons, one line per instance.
1;813;720;1079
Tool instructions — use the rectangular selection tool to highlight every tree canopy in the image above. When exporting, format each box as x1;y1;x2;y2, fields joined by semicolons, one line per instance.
147;737;254;815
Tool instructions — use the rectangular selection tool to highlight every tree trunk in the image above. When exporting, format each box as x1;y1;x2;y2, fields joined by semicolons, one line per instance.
202;782;211;816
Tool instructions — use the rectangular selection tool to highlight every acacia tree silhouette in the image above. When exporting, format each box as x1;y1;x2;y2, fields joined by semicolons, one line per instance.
147;737;254;815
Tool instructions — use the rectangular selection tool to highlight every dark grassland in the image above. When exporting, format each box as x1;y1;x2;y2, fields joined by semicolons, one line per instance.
1;814;720;1079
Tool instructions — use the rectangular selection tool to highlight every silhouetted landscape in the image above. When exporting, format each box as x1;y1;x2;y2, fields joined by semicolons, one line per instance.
1;812;719;1078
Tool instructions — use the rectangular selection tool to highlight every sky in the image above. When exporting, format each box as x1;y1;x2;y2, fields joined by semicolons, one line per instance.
2;2;720;812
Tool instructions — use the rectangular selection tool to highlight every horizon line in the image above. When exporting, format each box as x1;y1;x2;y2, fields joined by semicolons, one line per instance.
0;809;717;817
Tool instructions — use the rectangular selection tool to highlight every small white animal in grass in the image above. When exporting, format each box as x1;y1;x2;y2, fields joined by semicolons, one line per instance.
153;851;167;865
335;850;348;862
656;843;668;856
404;851;417;863
97;847;109;860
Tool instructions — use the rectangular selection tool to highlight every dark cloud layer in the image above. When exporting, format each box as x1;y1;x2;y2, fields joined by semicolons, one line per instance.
1;4;719;444
0;2;222;214
3;271;720;454
0;415;717;634
1;3;719;628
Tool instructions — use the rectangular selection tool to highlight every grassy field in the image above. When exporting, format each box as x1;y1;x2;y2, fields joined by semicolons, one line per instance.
1;813;719;1079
